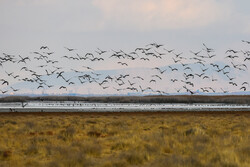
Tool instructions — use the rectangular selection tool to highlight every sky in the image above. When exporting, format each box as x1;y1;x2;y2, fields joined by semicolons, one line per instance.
1;0;250;52
0;0;250;95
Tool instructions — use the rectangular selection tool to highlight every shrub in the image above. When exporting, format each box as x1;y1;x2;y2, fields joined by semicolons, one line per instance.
81;143;102;157
150;154;203;167
25;121;36;130
0;150;12;159
25;143;38;155
58;126;75;140
65;126;75;138
122;151;147;165
111;142;129;151
87;131;101;137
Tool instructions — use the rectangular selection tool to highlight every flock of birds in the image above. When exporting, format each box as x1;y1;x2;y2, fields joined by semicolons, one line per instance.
0;40;250;95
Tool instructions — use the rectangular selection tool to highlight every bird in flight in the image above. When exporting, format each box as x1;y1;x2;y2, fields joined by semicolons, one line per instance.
40;46;49;50
190;50;202;56
0;41;249;96
117;62;128;66
1;79;9;85
95;48;107;55
0;89;8;94
59;86;67;90
240;86;246;91
242;40;250;44
82;66;94;71
220;88;228;93
11;87;19;92
64;47;77;51
163;48;175;53
203;43;214;53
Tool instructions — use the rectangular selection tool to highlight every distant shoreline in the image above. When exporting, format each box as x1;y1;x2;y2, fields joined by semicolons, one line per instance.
1;95;250;104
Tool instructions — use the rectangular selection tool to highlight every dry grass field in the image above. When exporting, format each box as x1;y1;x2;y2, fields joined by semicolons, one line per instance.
0;112;249;167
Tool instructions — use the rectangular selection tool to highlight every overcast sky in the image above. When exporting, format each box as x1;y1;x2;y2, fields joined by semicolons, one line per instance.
1;0;250;53
1;0;250;95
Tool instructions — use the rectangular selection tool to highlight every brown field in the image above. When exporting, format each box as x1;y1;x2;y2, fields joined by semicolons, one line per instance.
0;112;249;167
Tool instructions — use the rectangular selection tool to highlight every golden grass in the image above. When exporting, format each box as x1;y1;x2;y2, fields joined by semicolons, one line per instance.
0;112;249;167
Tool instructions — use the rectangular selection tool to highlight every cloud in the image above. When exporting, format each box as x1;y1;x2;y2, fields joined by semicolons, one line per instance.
92;0;232;30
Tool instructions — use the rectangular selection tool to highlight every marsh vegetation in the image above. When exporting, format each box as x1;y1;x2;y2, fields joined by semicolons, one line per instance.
1;95;250;104
0;112;249;167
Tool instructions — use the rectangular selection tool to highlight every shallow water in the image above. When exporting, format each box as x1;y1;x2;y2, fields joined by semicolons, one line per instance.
0;101;250;112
